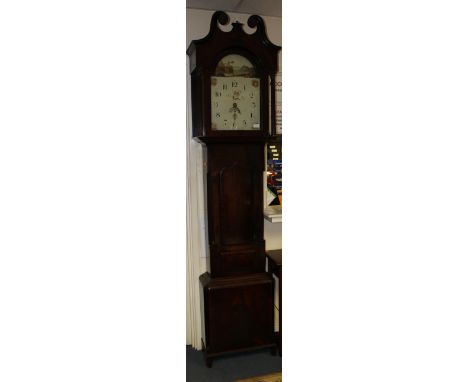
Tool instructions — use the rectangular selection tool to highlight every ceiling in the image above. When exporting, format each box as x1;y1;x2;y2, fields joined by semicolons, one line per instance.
186;0;281;18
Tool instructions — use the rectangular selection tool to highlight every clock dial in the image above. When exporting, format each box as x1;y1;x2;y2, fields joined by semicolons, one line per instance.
211;54;260;131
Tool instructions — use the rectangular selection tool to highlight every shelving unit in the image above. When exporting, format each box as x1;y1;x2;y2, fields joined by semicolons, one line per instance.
264;205;282;223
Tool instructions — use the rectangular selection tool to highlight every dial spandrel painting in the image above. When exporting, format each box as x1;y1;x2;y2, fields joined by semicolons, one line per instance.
211;54;261;131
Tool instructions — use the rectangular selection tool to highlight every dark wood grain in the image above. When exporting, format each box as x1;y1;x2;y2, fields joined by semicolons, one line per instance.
187;11;281;139
200;272;275;365
188;11;281;366
206;142;265;277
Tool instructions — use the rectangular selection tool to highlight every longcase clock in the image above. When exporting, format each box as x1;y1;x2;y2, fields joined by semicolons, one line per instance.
187;11;281;367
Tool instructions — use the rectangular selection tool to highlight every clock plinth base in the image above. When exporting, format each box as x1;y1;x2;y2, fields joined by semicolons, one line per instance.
199;272;276;367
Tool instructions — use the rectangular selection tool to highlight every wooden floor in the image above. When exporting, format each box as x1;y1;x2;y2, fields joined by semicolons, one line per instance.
235;371;281;382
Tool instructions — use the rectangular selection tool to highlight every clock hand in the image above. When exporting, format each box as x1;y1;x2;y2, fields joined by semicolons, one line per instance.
229;102;241;114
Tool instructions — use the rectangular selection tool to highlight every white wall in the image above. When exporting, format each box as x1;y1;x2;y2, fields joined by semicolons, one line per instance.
186;8;282;347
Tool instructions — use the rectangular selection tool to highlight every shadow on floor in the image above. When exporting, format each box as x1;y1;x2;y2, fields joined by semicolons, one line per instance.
186;346;282;382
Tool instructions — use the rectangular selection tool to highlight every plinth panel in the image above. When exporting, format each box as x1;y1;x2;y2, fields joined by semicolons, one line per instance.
200;272;275;355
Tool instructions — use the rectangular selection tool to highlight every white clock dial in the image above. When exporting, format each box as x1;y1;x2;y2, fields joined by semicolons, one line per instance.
210;54;260;131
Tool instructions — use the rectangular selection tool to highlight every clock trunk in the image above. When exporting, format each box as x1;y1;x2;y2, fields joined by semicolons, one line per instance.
205;142;266;277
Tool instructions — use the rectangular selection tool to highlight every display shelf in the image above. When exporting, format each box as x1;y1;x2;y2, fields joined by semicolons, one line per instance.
264;205;282;223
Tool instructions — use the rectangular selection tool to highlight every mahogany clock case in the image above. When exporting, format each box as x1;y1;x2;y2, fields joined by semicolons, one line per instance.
187;11;281;139
187;11;281;366
204;142;266;278
199;272;275;367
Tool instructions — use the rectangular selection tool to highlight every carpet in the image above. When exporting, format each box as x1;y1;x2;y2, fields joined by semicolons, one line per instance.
234;372;282;382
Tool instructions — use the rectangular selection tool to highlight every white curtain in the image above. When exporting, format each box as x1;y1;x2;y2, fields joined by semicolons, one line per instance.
186;67;208;350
